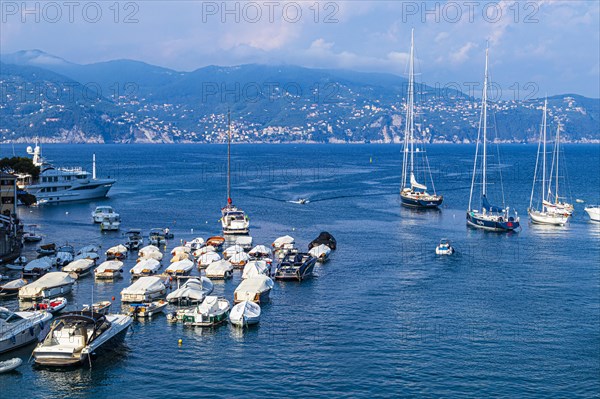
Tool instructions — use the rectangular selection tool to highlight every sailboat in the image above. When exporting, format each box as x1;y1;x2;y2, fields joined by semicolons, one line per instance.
399;29;443;209
221;111;250;235
543;123;574;217
466;45;520;232
528;100;570;225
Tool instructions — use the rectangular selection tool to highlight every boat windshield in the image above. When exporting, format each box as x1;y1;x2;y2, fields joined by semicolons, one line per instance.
0;309;23;323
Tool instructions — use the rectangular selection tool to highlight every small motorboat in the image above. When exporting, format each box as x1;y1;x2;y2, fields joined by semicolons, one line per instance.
33;311;132;367
435;239;455;255
63;259;95;277
170;252;190;263
0;357;23;373
229;301;261;327
139;245;160;256
584;205;600;222
185;237;205;250
206;236;225;251
193;245;216;257
149;228;168;246
229;251;250;268
274;253;317;282
166;277;214;304
106;244;128;261
272;235;296;260
196;251;221;268
27;297;67;314
121;276;166;303
92;206;116;223
23;257;53;278
4;256;28;271
179;296;231;327
235;236;253;251
125;229;144;250
81;301;112;314
18;272;76;301
55;245;75;267
165;259;194;276
0;307;52;354
23;227;43;243
308;231;337;251
128;300;168;318
223;245;245;259
0;279;28;298
233;275;274;304
138;251;163;262
308;244;332;263
94;260;124;280
74;252;100;263
36;243;56;256
248;245;271;259
100;214;121;231
171;246;191;256
242;260;271;279
130;258;161;278
205;259;233;280
77;245;99;255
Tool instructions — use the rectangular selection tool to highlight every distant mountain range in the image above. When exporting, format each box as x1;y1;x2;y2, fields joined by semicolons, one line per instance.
1;50;598;144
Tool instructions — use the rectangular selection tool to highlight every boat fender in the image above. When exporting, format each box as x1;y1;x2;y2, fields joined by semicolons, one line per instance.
29;326;35;336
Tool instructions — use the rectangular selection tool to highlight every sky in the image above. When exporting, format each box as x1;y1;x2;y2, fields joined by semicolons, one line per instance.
1;0;599;98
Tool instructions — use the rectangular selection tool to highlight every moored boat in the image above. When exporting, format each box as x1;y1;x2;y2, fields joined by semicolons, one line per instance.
166;277;214;304
165;259;194;276
125;229;144;250
94;260;124;280
308;244;331;263
128;300;168;319
274;253;317;282
248;245;271;259
63;259;95;277
242;260;271;279
92;206;116;223
196;251;221;268
23;257;53;279
180;296;231;327
81;301;112;314
55;245;75;267
229;251;250;268
205;259;234;280
206;236;225;251
106;244;128;261
0;358;23;373
223;244;245;259
0;307;52;354
233;275;274;304
584;205;600;222
26;297;67;314
308;232;337;251
185;237;205;251
18;272;76;301
121;276;166;303
229;300;261;327
130;258;161;278
435;239;455;255
0;278;28;298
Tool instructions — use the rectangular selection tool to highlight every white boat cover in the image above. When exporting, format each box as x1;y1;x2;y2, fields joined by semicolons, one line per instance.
410;173;427;191
230;301;261;323
166;259;194;274
1;278;28;290
205;260;233;276
166;277;213;302
193;246;215;257
139;251;163;261
106;244;128;255
249;245;271;257
235;236;253;248
242;260;270;279
24;257;53;272
77;245;99;255
19;272;75;297
63;259;94;272
139;245;160;256
170;252;190;263
130;258;161;275
198;251;221;266
96;260;124;273
224;245;244;258
230;252;250;264
234;275;274;297
171;246;191;256
185;237;205;248
308;244;332;258
273;235;294;248
74;252;100;261
198;296;224;314
121;276;165;296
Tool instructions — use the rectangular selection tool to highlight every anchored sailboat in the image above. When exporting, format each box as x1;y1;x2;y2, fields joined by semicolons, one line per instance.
221;111;250;235
528;100;570;225
399;29;443;209
466;45;520;232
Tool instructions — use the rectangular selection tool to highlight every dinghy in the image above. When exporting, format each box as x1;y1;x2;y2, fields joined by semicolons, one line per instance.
180;296;231;327
19;272;76;300
94;260;124;280
27;297;67;314
165;259;194;276
197;251;221;268
121;276;166;302
234;275;274;304
63;259;95;277
206;236;225;251
130;258;161;278
81;301;112;314
242;260;271;279
0;358;23;373
128;300;168;318
229;300;261;327
166;277;214;304
205;259;233;280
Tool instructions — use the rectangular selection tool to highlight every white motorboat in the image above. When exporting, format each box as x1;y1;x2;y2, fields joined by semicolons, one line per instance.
23;257;53;278
128;300;168;318
25;297;68;314
249;245;271;259
166;277;214;304
242;260;271;279
234;275;274;304
138;245;163;262
81;301;112;315
308;244;332;263
106;244;128;260
435;239;455;255
206;236;225;250
223;244;245;259
0;357;23;373
229;251;250;268
272;235;296;259
19;272;76;301
139;245;160;255
63;259;95;277
235;236;253;250
77;245;99;255
205;259;233;280
33;311;132;367
0;279;28;298
148;228;167;246
170;252;190;263
125;229;144;250
185;237;205;251
179;296;231;327
194;245;216;257
92;206;116;223
55;245;75;267
121;276;166;303
74;252;100;263
130;258;161;278
197;251;221;268
100;214;121;231
229;300;261;327
171;246;191;256
94;260;124;280
584;205;600;222
165;259;194;276
0;307;52;354
23;227;43;243
4;256;28;271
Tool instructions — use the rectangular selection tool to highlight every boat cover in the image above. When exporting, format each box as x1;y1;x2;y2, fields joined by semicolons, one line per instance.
205;260;233;275
24;257;53;271
106;244;128;254
19;272;75;297
122;276;164;295
242;261;270;279
139;245;160;256
198;251;221;265
273;235;294;248
63;259;94;272
131;259;161;274
308;244;331;258
194;246;215;257
482;195;503;213
249;245;271;257
96;260;123;273
166;259;194;273
235;275;274;295
166;278;213;302
171;246;191;255
224;245;244;257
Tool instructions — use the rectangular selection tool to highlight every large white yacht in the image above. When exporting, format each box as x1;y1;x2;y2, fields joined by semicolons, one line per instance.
24;141;116;204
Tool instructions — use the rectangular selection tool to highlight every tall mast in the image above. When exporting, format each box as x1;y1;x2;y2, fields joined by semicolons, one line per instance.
408;28;415;183
555;123;560;204
482;44;489;198
542;99;547;205
227;110;231;204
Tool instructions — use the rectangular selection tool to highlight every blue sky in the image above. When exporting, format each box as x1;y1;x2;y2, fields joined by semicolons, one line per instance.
1;1;599;98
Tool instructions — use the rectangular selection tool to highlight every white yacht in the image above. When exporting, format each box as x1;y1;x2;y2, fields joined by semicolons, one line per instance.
0;307;52;354
92;206;117;223
584;205;600;222
24;141;116;204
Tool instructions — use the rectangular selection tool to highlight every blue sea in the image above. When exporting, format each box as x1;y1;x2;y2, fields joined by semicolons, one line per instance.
1;144;599;398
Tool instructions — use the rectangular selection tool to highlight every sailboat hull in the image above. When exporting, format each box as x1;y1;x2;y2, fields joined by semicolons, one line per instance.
400;193;443;209
466;212;520;232
528;209;569;226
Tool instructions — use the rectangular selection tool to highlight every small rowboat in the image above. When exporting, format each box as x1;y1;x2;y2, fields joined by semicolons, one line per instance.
0;358;23;374
206;236;225;250
82;300;112;315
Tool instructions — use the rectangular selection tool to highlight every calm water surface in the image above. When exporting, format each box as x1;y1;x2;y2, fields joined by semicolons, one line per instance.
1;144;599;398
